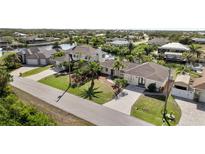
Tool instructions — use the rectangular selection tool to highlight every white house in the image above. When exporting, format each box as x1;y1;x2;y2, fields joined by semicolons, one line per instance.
158;42;190;61
65;45;109;62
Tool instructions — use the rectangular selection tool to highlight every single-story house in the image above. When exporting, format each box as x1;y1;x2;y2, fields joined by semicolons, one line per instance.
193;74;205;103
17;47;56;66
101;60;169;91
124;62;169;90
192;38;205;44
65;45;109;62
172;74;195;100
101;59;139;77
158;42;190;61
148;37;169;46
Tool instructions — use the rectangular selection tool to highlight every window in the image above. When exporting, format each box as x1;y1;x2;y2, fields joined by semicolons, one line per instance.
105;68;108;72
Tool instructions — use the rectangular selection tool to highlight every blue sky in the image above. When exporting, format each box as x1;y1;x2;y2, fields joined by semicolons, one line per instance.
0;0;205;30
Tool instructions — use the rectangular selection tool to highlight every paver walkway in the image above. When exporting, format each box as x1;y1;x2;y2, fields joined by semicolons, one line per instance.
11;77;151;126
176;98;205;126
104;85;144;115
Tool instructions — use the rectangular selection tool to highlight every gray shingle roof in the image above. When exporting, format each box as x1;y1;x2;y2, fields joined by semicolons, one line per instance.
148;37;169;46
125;62;169;82
100;59;139;71
20;47;56;59
65;45;97;56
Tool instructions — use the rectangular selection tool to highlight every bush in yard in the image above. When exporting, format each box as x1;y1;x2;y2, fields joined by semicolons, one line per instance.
114;78;128;94
53;51;65;58
147;83;157;92
1;52;22;70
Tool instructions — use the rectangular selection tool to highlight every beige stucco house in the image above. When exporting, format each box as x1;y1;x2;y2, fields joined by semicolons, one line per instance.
101;60;169;91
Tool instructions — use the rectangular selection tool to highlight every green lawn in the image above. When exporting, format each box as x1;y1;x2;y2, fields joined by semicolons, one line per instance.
39;74;114;104
21;65;51;77
131;95;181;126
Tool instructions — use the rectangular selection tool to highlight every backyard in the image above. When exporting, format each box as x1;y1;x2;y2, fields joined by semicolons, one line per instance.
21;65;51;77
131;95;181;126
39;74;115;104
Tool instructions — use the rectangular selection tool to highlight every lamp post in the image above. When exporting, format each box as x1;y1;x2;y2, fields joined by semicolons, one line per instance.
162;67;171;126
66;54;71;87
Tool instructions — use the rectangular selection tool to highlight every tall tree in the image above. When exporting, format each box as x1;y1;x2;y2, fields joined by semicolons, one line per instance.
189;44;202;58
182;51;194;64
0;68;12;95
113;57;124;72
128;42;134;54
87;62;102;91
52;41;62;50
2;52;21;69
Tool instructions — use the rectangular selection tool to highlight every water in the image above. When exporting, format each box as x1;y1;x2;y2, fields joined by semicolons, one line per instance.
38;44;73;50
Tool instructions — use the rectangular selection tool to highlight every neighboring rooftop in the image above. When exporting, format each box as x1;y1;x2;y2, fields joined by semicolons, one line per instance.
66;45;98;56
193;68;205;90
175;74;191;86
159;42;190;51
192;38;205;43
125;62;169;82
100;59;139;72
18;47;56;59
110;40;129;46
148;37;169;46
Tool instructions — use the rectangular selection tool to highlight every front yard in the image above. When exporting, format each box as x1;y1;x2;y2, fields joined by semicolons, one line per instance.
39;74;115;104
131;95;181;126
21;65;51;77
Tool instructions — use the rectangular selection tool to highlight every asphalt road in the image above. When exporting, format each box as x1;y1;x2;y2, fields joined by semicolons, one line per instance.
11;77;151;126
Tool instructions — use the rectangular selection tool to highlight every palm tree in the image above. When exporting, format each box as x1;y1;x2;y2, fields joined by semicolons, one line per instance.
113;57;124;76
175;65;191;75
87;62;102;91
189;44;202;58
52;41;62;50
144;45;154;55
135;50;144;63
182;51;194;64
126;55;135;62
128;42;134;54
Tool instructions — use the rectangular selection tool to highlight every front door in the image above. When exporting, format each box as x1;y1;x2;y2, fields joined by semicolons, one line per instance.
138;77;145;87
111;69;114;77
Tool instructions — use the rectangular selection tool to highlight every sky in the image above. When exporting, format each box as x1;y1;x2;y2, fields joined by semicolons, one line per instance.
0;0;205;30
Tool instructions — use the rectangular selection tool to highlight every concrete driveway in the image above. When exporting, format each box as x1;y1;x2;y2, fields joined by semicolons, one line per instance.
176;98;205;126
10;66;39;76
26;68;58;81
103;85;144;115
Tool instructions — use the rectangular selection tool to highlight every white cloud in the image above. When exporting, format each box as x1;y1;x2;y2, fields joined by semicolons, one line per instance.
0;0;205;30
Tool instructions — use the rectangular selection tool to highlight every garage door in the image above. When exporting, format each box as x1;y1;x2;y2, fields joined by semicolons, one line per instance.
40;59;47;65
26;59;39;65
199;92;205;103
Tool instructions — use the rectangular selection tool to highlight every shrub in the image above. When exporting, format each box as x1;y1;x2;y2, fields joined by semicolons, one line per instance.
147;83;157;92
53;51;65;58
